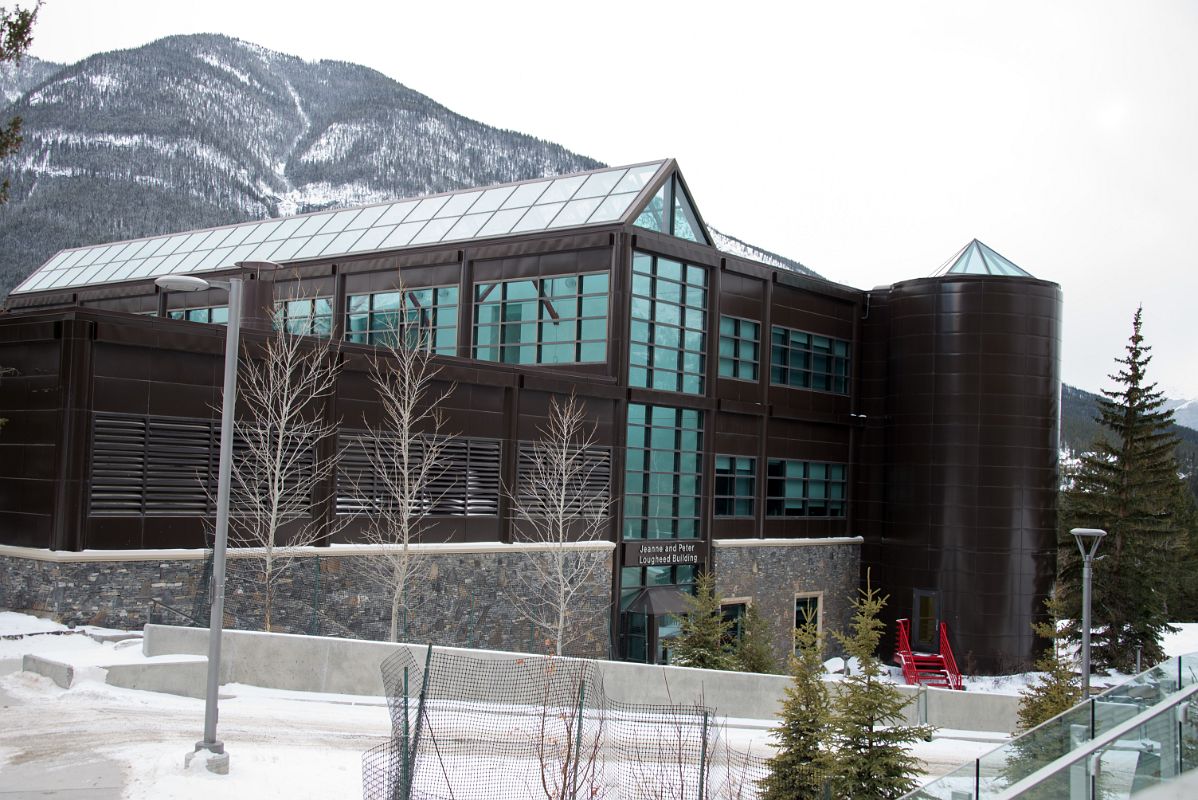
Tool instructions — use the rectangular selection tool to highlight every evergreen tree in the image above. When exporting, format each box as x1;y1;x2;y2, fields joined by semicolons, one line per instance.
1058;307;1187;672
734;602;778;674
1016;593;1083;733
828;574;932;800
0;5;37;203
758;607;831;800
1164;482;1198;622
669;571;735;670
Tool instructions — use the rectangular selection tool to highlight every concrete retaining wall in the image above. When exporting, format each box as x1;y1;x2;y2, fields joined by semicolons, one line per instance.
142;624;1019;732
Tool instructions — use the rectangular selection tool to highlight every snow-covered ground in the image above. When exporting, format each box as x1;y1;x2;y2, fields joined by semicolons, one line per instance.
2;613;1195;798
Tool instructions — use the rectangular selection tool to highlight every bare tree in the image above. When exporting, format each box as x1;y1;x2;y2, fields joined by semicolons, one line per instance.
352;326;455;643
223;303;343;632
508;394;613;656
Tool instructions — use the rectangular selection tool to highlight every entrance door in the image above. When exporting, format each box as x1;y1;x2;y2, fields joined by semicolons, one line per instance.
913;589;939;651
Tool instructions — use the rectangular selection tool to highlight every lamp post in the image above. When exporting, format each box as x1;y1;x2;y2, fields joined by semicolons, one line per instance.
1072;528;1106;698
155;261;277;774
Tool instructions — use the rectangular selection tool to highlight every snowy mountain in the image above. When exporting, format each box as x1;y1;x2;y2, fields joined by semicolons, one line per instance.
0;34;816;297
1167;397;1198;432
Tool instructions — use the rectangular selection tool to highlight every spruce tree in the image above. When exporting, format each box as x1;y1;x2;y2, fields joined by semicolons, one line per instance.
758;607;831;800
0;5;37;203
828;574;932;800
734;602;778;674
1016;593;1083;732
1058;307;1187;672
669;570;735;670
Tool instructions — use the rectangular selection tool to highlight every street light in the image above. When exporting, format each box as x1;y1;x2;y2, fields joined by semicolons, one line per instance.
1072;527;1106;698
156;261;278;774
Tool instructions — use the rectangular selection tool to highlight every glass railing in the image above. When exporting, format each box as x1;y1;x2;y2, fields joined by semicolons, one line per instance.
907;653;1198;799
1004;689;1198;799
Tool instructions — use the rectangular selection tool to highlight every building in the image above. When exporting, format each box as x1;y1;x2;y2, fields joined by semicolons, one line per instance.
0;160;1061;671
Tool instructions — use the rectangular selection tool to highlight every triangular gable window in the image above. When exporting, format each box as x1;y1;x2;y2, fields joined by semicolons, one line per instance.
633;172;710;245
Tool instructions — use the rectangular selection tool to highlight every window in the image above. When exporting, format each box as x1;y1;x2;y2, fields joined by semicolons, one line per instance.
794;593;823;652
714;455;755;517
632;172;710;245
346;285;459;355
623;403;703;540
718;316;759;381
769;325;850;394
765;460;847;518
473;272;608;365
721;600;748;643
167;305;228;325
629;252;707;394
274;297;333;337
336;432;500;516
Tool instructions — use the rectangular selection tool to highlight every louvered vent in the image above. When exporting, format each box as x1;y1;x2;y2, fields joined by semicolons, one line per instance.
516;443;611;515
91;413;317;517
336;432;501;517
91;413;213;515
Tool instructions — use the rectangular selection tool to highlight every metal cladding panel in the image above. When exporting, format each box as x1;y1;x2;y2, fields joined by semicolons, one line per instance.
878;275;1062;673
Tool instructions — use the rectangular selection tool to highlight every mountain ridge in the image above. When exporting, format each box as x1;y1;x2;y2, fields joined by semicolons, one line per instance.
0;33;815;298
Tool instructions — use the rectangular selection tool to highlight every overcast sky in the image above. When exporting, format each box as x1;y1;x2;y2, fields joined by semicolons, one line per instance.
27;1;1198;399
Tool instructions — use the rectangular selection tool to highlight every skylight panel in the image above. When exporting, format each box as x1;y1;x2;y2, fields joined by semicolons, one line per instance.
445;213;489;241
347;205;387;230
39;251;71;272
548;197;603;228
347;225;395;252
320;209;362;235
177;250;207;271
294;233;337;259
325;228;365;255
478;207;525;236
246;240;282;262
270;238;307;261
435;191;482;218
269;217;306;240
76;261;111;284
376;201;418;226
242;221;280;245
179;232;211;254
511;202;564;233
410;217;456;245
502;181;550;209
221;226;254;248
160;253;188;274
380;221;425;248
75;247;104;267
135;256;166;278
574;168;626;199
198;227;234;251
587;191;639;223
198;246;235;270
294;213;335;238
613;164;662;194
537;175;587;205
408;196;450;223
471;186;515;214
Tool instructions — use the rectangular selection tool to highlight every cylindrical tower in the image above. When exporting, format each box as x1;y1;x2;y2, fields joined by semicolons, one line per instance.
877;240;1061;673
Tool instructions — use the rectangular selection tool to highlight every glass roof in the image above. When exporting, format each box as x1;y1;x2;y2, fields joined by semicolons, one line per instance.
13;161;668;295
936;239;1033;277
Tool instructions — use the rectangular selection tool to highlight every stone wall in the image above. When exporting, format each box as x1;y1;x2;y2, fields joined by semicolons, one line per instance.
0;546;614;659
712;538;862;665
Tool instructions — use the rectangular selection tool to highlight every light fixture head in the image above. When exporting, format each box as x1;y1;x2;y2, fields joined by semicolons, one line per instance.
154;275;213;293
1071;527;1107;559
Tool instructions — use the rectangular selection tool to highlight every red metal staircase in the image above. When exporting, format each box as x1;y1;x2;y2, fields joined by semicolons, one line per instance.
894;618;963;690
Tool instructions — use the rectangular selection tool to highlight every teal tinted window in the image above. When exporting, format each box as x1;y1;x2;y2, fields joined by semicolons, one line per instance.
274;296;333;337
718;316;760;381
167;305;228;326
632;173;710;245
770;325;850;394
473;272;608;365
714;455;756;517
629;252;706;395
346;285;458;354
765;460;847;518
623;403;703;540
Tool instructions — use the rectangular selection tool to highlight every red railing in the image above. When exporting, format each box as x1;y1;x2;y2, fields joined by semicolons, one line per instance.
894;618;921;685
938;622;964;690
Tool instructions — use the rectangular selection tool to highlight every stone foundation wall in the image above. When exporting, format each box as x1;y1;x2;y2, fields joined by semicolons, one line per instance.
712;538;862;666
0;546;614;659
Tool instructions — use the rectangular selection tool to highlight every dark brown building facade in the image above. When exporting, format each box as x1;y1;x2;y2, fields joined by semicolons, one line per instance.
0;162;1060;671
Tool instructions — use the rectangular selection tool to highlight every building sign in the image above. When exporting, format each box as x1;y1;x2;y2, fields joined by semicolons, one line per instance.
622;540;708;567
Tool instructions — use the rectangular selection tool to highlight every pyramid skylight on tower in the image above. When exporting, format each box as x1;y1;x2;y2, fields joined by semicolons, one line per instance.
935;239;1033;277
